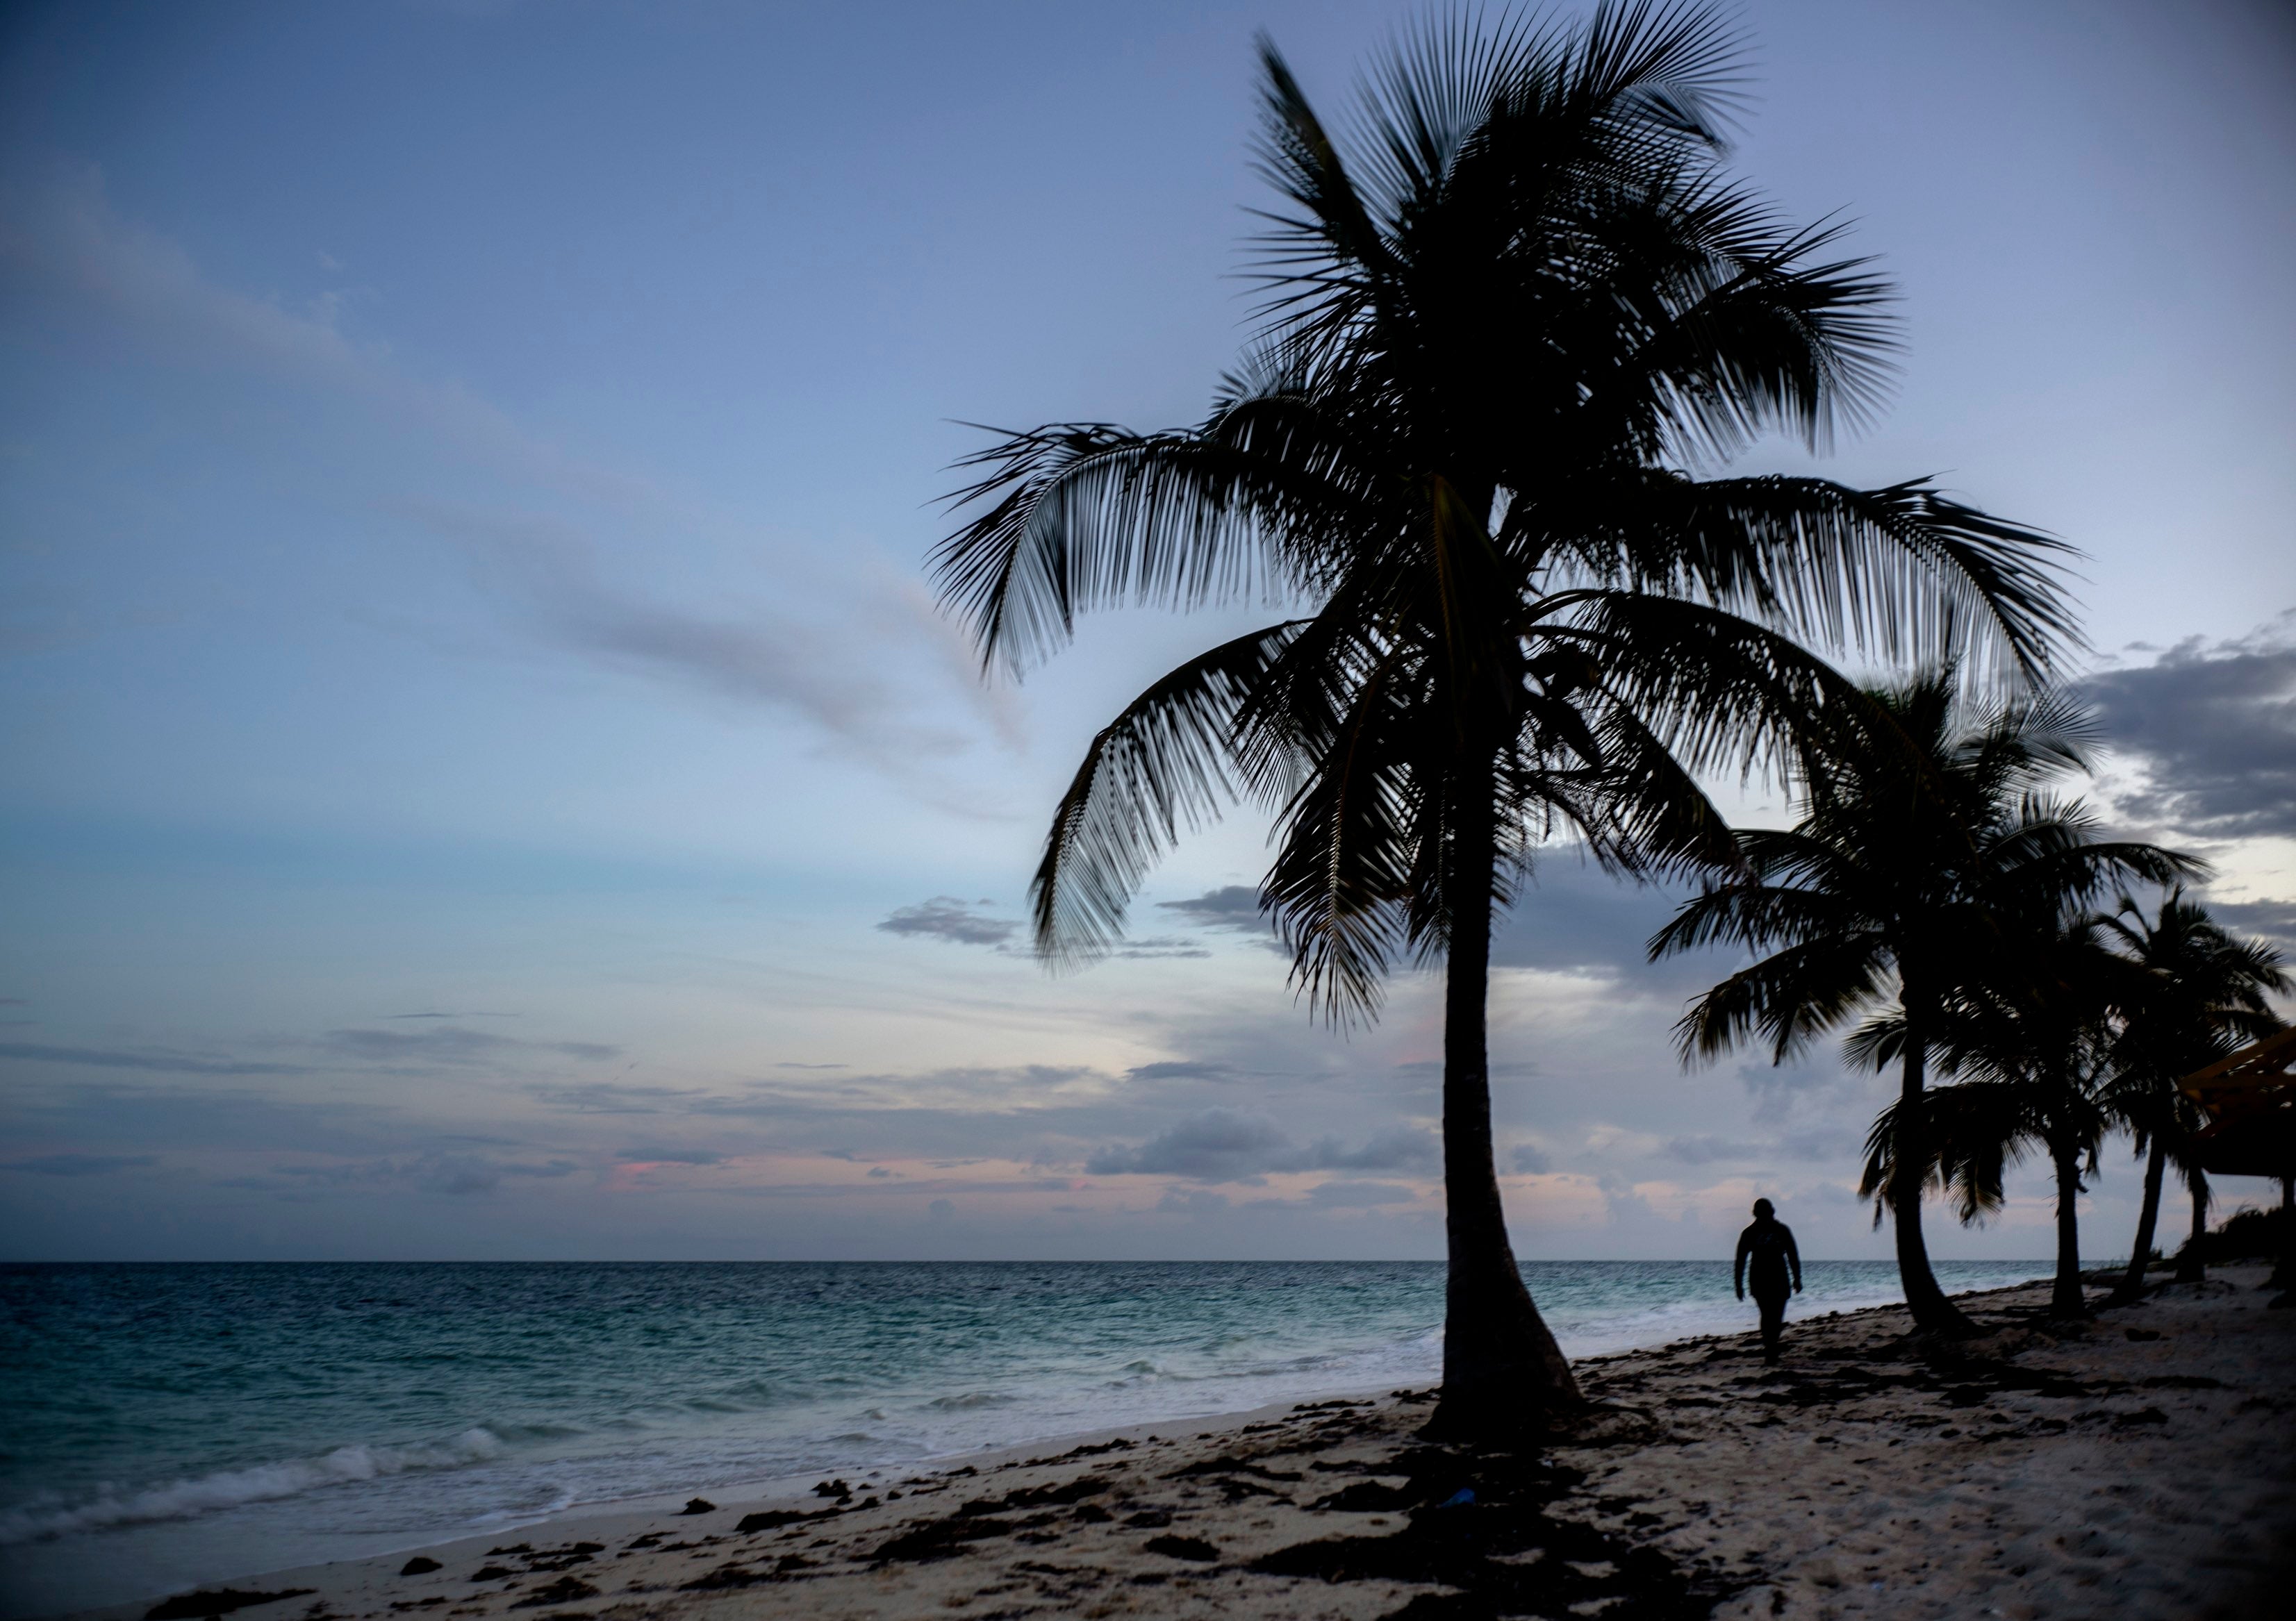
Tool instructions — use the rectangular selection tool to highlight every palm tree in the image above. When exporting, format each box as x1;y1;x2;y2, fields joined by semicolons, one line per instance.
1853;908;2154;1319
933;4;2074;1431
2095;890;2286;1299
1651;678;2196;1335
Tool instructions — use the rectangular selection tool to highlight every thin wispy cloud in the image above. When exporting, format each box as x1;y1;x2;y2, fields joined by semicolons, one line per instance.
0;1042;306;1077
322;1026;620;1065
0;163;657;513
1;1153;158;1177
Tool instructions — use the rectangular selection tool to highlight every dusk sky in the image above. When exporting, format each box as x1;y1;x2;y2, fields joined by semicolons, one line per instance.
3;0;2292;1263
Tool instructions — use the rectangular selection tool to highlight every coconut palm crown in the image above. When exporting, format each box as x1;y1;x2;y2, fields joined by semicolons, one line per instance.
934;3;2077;1428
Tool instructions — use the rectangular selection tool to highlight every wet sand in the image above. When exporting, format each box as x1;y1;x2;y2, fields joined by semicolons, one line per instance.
63;1265;2295;1621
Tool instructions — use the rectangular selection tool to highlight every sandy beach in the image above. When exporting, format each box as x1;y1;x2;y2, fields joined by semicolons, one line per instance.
58;1265;2294;1621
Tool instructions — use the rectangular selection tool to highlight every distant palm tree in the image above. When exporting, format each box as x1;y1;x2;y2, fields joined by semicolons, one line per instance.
1853;910;2156;1319
1651;678;2195;1335
934;4;2075;1430
2095;890;2286;1298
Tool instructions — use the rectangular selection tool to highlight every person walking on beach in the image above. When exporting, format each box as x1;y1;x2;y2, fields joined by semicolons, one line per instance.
1735;1199;1803;1363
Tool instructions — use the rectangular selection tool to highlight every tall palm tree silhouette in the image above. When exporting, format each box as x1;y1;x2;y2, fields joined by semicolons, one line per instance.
1653;677;2193;1335
936;4;2075;1427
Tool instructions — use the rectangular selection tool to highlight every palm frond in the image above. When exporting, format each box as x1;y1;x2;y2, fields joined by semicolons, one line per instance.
1030;622;1307;966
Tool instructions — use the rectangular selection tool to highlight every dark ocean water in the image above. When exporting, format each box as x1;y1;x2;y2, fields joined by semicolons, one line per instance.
0;1258;2054;1617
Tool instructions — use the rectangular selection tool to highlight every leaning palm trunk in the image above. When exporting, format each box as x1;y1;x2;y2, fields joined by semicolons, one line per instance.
1892;1037;1978;1336
2113;1135;2169;1303
2174;1172;2209;1283
2048;1131;2087;1317
1426;778;1580;1436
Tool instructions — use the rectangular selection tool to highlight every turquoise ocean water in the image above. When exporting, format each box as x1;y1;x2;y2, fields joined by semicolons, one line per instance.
0;1258;2056;1618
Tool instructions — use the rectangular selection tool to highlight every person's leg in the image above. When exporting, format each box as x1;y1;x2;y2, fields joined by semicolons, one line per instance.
1756;1290;1787;1361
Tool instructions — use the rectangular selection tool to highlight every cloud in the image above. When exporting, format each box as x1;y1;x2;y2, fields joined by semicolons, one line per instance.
0;1042;306;1076
2081;611;2296;839
618;1147;722;1165
1156;886;1265;929
529;1081;695;1113
1304;1179;1417;1207
1124;1061;1235;1084
1109;938;1212;961
1316;1125;1439;1171
1489;858;1718;993
1084;1108;1436;1183
1662;1135;1767;1165
438;506;972;755
1086;1108;1290;1179
1;1153;158;1177
1511;1142;1554;1176
2208;897;2296;951
877;897;1020;947
265;1151;581;1197
0;170;1002;768
411;1153;579;1196
322;1026;619;1065
927;1198;955;1219
1157;1186;1231;1217
0;163;648;509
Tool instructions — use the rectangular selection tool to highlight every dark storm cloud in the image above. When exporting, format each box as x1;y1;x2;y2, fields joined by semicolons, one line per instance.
1083;1108;1436;1183
2081;613;2296;838
2206;897;2296;952
1;1152;158;1177
0;1041;306;1076
877;897;1021;947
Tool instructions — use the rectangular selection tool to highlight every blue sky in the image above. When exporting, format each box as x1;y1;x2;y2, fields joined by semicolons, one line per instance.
3;0;2293;1261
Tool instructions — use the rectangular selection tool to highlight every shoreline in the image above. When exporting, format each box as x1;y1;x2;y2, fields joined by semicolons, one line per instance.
47;1265;2296;1620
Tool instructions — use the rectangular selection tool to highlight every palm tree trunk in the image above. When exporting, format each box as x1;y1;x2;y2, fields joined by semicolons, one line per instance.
1423;783;1581;1439
2048;1131;2086;1318
2268;1175;2293;1295
2113;1134;2167;1304
1890;1034;1978;1337
2174;1170;2208;1283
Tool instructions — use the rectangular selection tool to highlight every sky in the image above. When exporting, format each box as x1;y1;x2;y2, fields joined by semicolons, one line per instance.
2;0;2293;1264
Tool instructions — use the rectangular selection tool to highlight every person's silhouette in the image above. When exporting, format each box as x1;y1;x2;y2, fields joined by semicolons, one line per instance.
1734;1198;1803;1363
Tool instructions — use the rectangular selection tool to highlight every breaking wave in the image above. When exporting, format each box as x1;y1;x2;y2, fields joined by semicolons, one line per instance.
0;1427;508;1546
